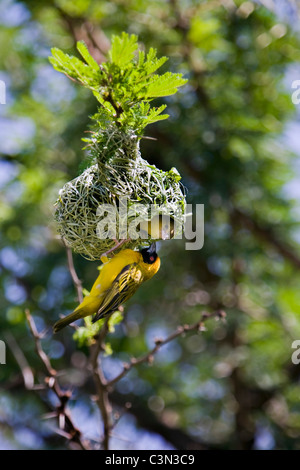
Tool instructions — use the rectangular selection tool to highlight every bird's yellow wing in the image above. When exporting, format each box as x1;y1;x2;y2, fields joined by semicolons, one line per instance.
92;263;143;323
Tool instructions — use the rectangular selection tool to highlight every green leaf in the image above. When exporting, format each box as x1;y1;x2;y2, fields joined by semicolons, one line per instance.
143;48;168;75
104;342;113;356
146;72;188;98
108;310;124;332
49;46;102;90
109;32;138;67
77;40;100;70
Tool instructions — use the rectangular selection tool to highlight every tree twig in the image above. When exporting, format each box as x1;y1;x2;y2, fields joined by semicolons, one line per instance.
62;238;83;303
89;317;112;450
25;309;90;450
107;310;225;387
4;332;35;390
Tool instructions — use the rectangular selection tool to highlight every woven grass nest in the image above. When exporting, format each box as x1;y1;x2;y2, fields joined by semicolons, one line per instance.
55;129;186;260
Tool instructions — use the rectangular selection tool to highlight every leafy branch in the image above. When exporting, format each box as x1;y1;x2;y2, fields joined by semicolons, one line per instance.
49;32;187;135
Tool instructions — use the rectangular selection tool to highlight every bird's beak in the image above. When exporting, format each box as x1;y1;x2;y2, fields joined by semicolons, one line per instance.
148;242;156;254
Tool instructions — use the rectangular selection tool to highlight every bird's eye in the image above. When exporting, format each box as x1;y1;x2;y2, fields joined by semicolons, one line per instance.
149;255;155;262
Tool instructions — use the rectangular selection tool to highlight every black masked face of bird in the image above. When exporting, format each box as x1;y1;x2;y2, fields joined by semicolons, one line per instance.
140;242;158;264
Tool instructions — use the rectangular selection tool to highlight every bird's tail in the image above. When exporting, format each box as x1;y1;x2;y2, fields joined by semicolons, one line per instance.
53;307;86;333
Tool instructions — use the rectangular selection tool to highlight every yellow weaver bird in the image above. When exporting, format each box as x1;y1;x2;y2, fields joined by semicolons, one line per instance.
53;243;160;333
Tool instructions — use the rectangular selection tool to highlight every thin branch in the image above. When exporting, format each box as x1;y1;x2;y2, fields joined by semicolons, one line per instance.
106;310;225;387
89;317;112;450
62;238;83;303
26;310;56;376
4;332;35;390
87;310;225;449
25;309;90;450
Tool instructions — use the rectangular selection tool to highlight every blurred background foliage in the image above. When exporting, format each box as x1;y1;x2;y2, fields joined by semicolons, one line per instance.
1;0;300;450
